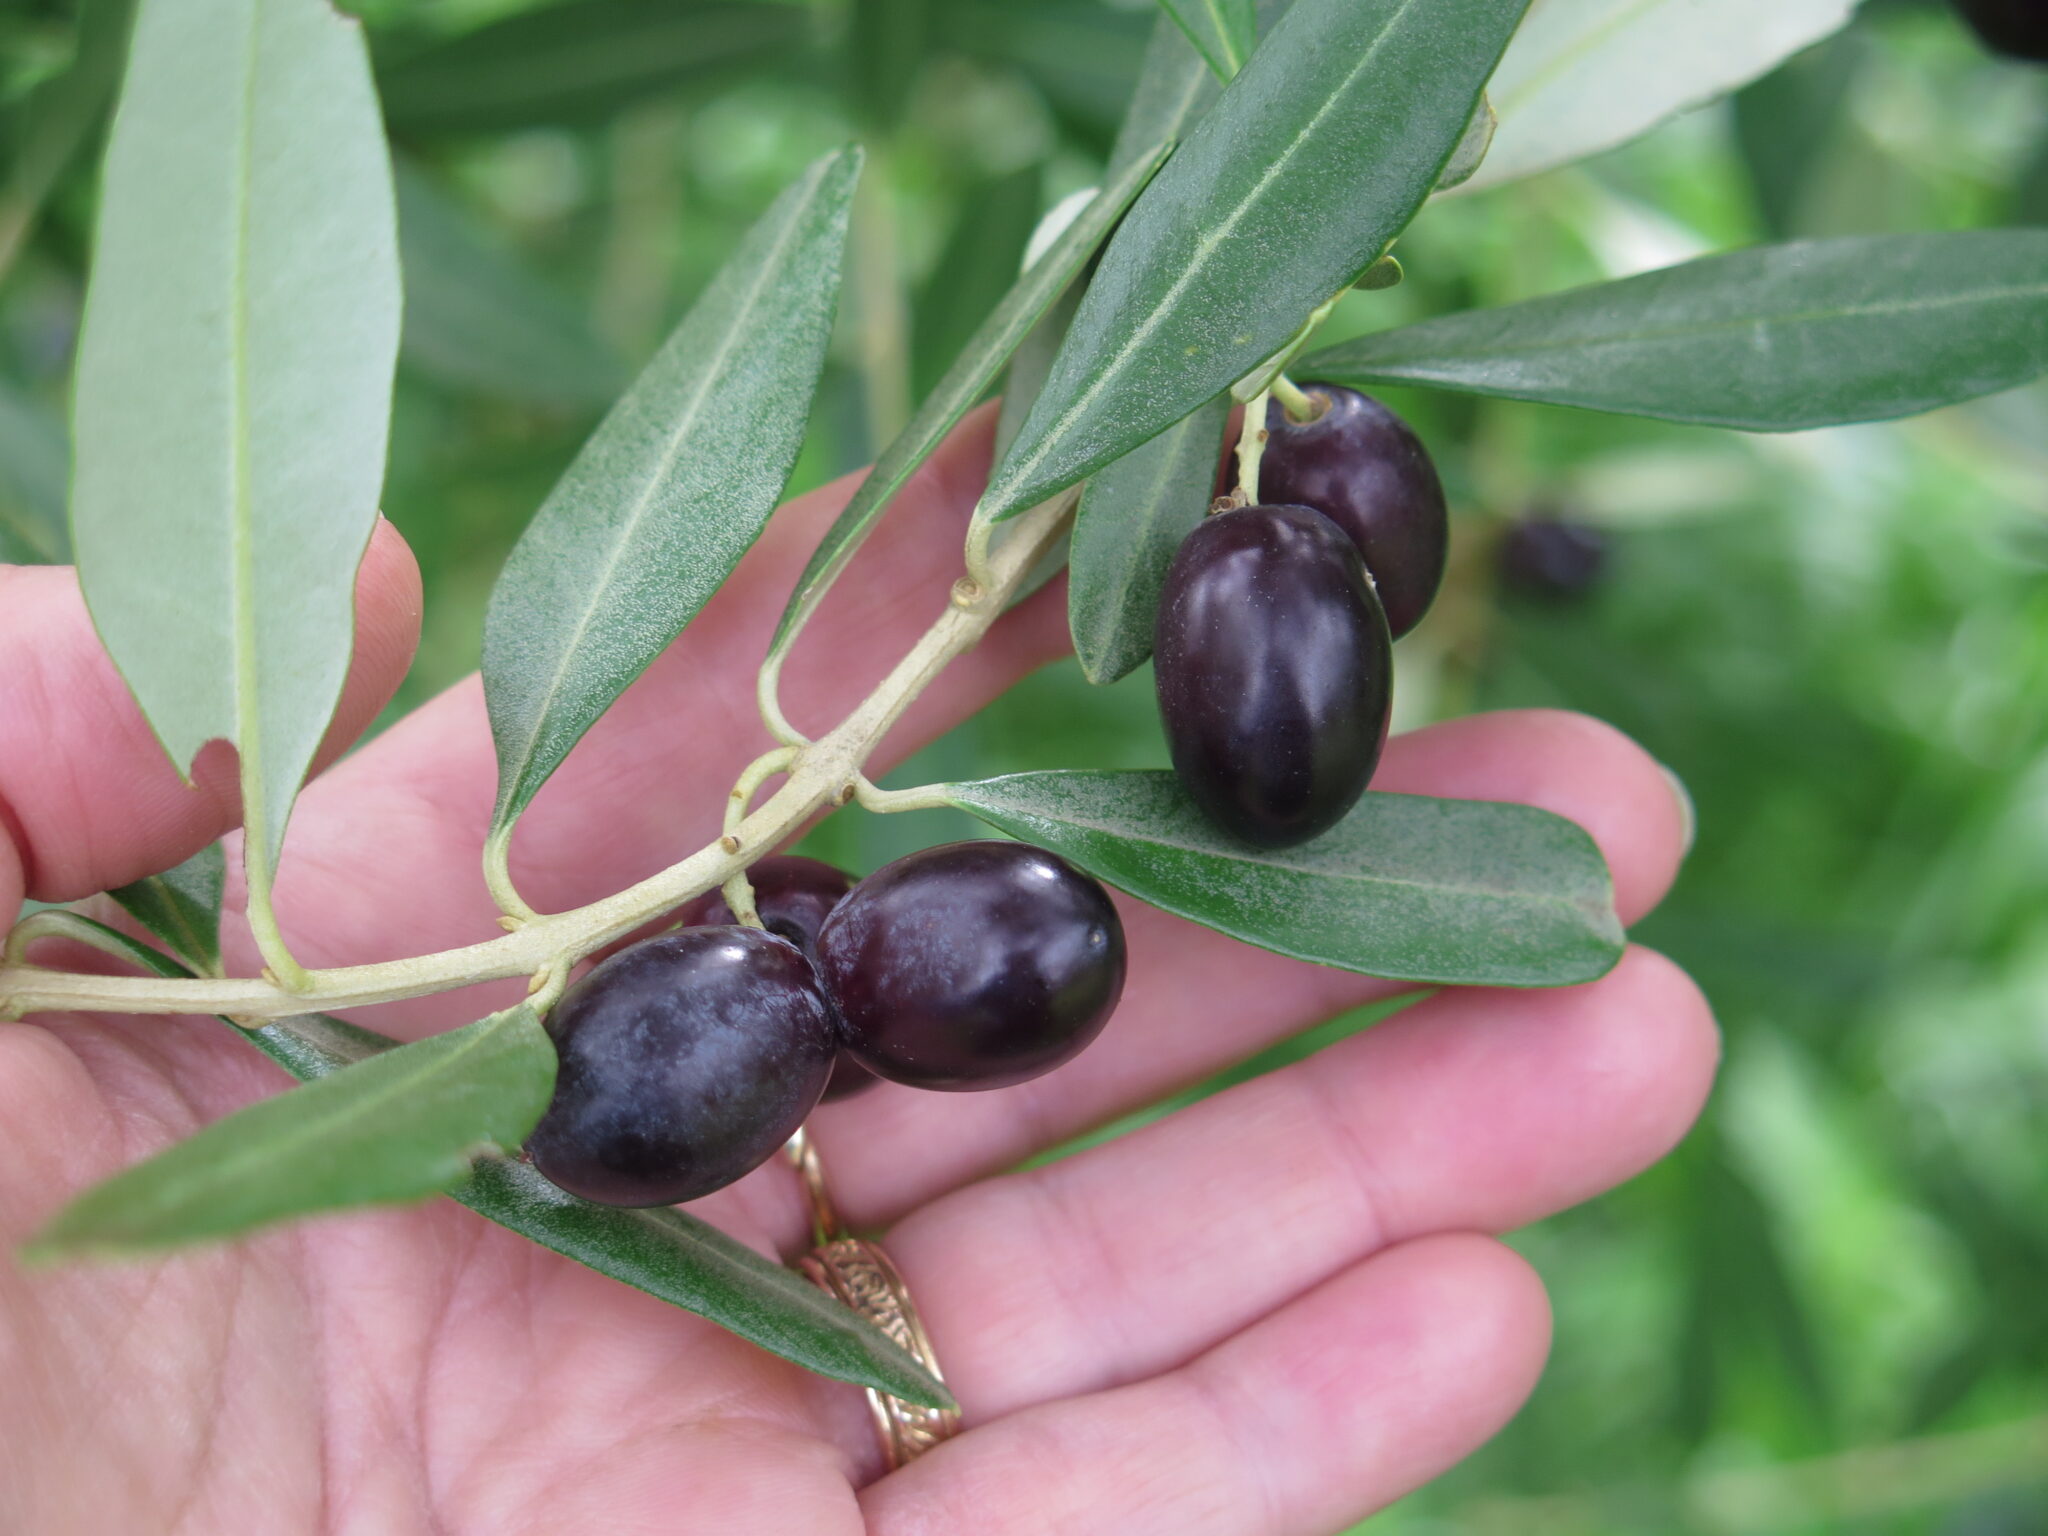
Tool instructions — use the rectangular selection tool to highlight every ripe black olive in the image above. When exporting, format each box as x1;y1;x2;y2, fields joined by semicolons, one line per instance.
816;841;1126;1091
1952;0;2048;62
1262;384;1448;639
527;928;837;1207
679;855;877;1102
1154;503;1393;848
1500;515;1608;601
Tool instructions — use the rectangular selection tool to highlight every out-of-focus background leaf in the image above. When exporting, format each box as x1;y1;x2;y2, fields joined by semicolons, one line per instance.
4;0;2046;1527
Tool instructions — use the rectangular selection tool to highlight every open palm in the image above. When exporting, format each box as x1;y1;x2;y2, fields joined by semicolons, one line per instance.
0;413;1713;1535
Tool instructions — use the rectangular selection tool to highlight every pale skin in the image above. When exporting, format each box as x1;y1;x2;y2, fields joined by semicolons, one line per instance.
0;408;1715;1535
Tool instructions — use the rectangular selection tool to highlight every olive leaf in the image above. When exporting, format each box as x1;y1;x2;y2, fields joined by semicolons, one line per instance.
485;147;858;840
376;0;809;136
1067;395;1229;685
1298;231;2048;431
770;142;1168;661
1463;0;1857;192
947;771;1624;987
238;1013;954;1408
70;0;401;940
26;1003;556;1259
109;843;226;976
396;162;626;410
980;0;1530;522
1158;0;1257;81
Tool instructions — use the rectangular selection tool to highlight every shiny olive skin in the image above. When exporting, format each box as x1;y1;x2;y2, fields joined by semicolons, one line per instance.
1262;384;1447;639
679;855;877;1101
1953;0;2048;61
816;841;1126;1091
1155;504;1393;848
1500;515;1608;601
527;928;836;1206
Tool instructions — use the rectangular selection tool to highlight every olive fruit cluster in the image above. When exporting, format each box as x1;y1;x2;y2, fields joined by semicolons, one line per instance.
1154;384;1446;849
526;846;1125;1207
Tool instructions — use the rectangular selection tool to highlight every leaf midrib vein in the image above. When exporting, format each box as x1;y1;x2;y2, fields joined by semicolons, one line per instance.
973;799;1599;909
1343;281;2048;368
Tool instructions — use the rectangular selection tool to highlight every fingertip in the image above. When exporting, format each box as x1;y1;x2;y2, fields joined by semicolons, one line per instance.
1379;708;1691;925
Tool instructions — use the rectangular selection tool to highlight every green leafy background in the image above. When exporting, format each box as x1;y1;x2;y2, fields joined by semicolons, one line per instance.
5;0;2047;1527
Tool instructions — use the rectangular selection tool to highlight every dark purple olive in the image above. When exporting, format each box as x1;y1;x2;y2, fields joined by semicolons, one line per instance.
678;855;850;959
1154;504;1393;848
1262;384;1447;638
527;928;836;1207
1500;515;1608;600
816;841;1125;1091
678;855;877;1102
1953;0;2048;61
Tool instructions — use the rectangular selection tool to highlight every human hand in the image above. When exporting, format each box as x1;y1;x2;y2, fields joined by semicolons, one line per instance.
0;410;1713;1534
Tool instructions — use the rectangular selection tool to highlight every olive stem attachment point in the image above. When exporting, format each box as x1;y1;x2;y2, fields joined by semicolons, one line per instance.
1234;386;1274;507
3;911;132;970
754;650;808;750
1270;373;1320;424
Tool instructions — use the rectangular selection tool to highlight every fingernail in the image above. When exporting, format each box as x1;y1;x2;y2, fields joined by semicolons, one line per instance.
1658;762;1696;857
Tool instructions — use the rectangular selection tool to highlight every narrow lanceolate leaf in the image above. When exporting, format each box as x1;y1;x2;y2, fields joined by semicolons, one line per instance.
980;0;1531;522
948;771;1623;987
0;375;69;564
1068;396;1228;685
484;148;858;833
70;0;400;905
27;1004;555;1258
770;144;1167;659
1299;232;2048;431
396;163;625;410
1463;0;1856;192
234;1013;954;1409
376;0;809;136
1158;0;1256;81
109;844;226;976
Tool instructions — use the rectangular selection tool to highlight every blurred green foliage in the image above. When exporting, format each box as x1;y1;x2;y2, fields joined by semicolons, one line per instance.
3;0;2046;1528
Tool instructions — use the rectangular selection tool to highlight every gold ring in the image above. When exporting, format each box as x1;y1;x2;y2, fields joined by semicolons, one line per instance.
787;1129;962;1470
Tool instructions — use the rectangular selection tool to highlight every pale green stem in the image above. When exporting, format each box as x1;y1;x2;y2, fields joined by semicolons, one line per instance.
3;912;137;971
1270;373;1319;424
243;845;310;994
483;825;542;928
0;488;1081;1023
850;776;954;815
1233;385;1273;506
719;745;797;928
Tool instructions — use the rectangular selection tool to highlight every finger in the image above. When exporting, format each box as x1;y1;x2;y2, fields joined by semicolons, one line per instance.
862;1234;1551;1536
0;518;422;919
811;707;1695;1226
252;403;1072;1031
885;945;1713;1420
